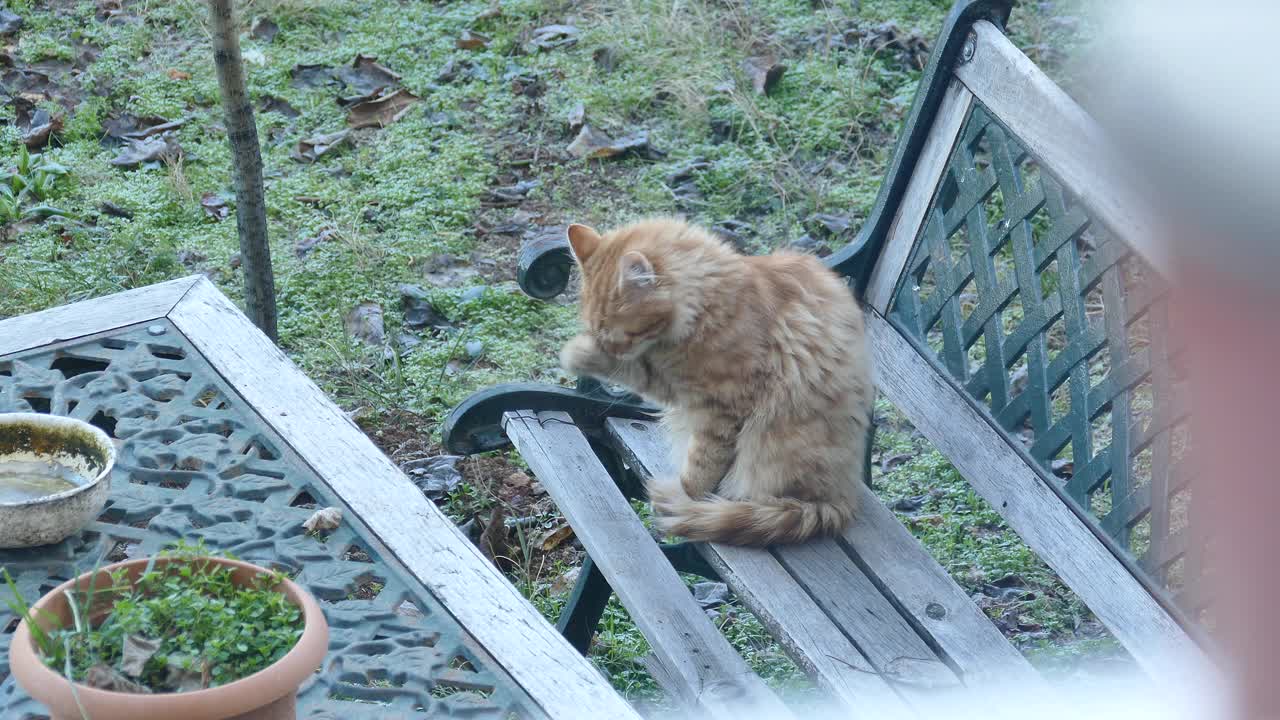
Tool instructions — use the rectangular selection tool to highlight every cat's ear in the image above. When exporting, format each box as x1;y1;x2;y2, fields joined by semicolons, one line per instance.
566;224;602;264
618;251;657;292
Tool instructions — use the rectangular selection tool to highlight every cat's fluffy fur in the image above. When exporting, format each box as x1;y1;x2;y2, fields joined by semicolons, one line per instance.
560;218;873;546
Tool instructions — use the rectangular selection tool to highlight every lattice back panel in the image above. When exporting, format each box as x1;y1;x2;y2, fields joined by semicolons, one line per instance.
888;105;1203;615
0;323;539;719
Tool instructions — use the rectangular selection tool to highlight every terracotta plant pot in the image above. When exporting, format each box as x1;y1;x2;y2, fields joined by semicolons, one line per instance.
10;556;328;720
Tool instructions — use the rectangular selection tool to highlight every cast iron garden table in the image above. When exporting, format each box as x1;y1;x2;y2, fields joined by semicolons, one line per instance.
0;276;637;720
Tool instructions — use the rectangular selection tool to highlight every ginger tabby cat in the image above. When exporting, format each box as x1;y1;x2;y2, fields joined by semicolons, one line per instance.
560;218;873;546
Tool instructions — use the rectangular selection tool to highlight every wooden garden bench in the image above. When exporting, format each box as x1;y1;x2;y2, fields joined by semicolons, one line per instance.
445;0;1203;714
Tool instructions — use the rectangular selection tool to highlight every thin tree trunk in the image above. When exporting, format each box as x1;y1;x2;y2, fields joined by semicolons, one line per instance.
208;0;278;341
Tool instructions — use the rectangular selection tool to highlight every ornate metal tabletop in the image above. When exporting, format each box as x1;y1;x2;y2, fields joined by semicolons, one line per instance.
0;318;544;719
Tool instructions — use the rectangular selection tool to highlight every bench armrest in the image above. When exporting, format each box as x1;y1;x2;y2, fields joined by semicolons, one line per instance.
824;229;876;295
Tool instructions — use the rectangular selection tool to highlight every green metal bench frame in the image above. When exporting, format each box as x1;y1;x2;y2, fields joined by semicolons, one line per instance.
445;0;1202;674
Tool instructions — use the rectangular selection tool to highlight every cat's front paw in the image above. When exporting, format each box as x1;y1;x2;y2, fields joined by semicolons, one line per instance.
560;333;612;378
645;475;685;517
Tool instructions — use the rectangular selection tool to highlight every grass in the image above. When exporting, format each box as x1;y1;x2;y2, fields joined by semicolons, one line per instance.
0;0;1117;704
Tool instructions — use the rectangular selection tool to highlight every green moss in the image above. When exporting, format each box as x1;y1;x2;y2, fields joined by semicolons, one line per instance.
62;96;108;144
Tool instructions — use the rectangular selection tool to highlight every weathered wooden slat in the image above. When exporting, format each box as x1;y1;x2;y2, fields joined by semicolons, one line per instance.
837;472;1046;688
166;279;641;720
866;80;975;313
704;546;915;713
775;541;959;691
640;653;685;700
607;417;1043;693
504;410;795;720
868;310;1199;673
0;276;202;357
605;418;912;716
952;20;1170;277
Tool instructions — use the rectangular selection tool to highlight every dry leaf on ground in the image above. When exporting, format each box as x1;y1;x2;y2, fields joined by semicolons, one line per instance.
529;24;579;51
292;129;349;162
343;303;385;347
346;88;419;129
537;522;575;551
302;506;343;532
199;192;229;221
456;30;490;50
566;124;661;160
742;55;786;95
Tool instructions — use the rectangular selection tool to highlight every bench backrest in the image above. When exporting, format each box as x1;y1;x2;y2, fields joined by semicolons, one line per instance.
839;1;1202;659
484;0;1206;669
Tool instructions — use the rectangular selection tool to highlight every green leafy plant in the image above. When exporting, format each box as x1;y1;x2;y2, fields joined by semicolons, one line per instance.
3;541;304;693
1;145;72;224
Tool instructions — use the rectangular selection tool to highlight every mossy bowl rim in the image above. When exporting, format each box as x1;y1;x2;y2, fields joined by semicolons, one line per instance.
0;412;115;508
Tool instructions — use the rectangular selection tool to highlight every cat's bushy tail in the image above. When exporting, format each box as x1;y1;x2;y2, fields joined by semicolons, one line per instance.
647;479;853;546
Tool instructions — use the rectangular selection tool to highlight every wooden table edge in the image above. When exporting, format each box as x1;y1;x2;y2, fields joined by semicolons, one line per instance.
0;275;203;357
167;278;638;720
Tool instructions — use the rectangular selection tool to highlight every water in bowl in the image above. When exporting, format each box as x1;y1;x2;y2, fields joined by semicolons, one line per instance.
0;460;88;504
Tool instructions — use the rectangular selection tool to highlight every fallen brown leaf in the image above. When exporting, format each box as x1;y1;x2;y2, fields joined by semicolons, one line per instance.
258;95;299;118
21;109;61;149
110;135;182;169
163;655;207;692
456;30;490;50
483;180;539;208
505;471;531;490
346;88;419;129
250;16;279;43
343;302;385;347
742;56;786;95
176;249;206;267
199;192;229;221
120;635;161;677
130;118;184;139
479;505;510;569
85;664;151;694
506;68;544;98
335;53;401;98
295;226;337;258
99;201;133;219
550;567;580;595
104;114;185;141
289;63;334;89
854;21;931;70
529;24;579;51
302;506;343;532
291;129;349;162
537;522;575;551
566;124;662;160
567;101;585;132
94;0;125;22
592;45;620;72
436;58;490;84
